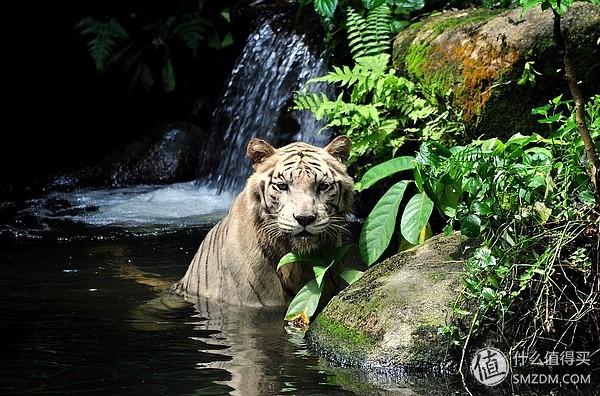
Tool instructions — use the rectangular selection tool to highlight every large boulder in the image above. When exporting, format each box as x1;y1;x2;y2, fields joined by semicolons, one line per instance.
307;233;470;370
50;123;205;188
393;3;600;137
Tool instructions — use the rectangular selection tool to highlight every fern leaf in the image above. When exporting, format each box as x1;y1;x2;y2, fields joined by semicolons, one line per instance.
363;4;392;57
174;14;209;58
346;7;367;60
77;17;128;71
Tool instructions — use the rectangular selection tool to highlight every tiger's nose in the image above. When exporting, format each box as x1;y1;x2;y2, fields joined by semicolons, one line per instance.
294;214;316;226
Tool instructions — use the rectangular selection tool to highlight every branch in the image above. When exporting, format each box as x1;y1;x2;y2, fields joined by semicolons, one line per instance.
552;7;600;202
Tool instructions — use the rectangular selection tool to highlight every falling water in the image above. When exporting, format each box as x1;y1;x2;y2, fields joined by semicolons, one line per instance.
1;12;331;241
198;14;330;193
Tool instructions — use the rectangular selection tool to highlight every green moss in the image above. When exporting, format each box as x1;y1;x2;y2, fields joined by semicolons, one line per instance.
430;9;503;36
311;314;378;355
406;43;429;79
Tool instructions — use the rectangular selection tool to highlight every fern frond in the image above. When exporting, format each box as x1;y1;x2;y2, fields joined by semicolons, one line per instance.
77;17;128;71
345;4;391;60
346;7;367;60
174;14;209;58
363;4;391;57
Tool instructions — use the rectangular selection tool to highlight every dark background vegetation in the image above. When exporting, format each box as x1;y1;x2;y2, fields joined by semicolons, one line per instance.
1;1;237;186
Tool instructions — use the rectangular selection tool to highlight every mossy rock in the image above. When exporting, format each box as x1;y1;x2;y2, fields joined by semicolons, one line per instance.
393;3;600;138
306;233;471;371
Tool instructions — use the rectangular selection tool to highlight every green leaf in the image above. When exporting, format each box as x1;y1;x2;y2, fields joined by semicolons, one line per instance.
413;165;424;192
436;181;462;218
220;32;234;48
519;0;543;14
391;20;410;33
277;252;324;271
460;214;481;237
482;287;497;301
443;221;454;236
362;0;386;9
284;279;324;323
400;193;434;245
578;190;597;206
220;8;231;22
313;262;334;287
314;0;338;18
360;180;409;265
505;133;539;148
162;59;176;92
355;156;415;191
340;269;364;285
533;201;552;223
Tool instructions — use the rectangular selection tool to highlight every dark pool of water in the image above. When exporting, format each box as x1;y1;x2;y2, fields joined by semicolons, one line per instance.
0;232;456;396
2;232;596;396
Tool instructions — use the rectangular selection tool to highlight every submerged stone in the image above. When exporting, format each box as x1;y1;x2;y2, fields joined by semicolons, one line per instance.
393;3;600;137
307;233;471;371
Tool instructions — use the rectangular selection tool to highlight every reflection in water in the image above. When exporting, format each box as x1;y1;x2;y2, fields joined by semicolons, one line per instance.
0;235;356;395
2;232;594;395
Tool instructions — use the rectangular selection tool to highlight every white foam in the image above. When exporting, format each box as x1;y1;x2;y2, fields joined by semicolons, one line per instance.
30;182;233;228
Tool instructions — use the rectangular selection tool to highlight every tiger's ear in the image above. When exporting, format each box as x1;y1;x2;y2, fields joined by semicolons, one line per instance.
324;135;351;163
247;138;276;165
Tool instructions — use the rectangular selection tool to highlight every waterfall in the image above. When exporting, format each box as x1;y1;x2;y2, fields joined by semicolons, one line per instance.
197;14;330;193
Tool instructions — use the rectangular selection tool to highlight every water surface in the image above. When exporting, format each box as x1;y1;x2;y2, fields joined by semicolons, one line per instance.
0;234;364;395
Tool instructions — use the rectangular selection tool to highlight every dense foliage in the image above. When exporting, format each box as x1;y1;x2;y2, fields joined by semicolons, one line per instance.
285;1;599;365
77;1;233;93
437;96;599;355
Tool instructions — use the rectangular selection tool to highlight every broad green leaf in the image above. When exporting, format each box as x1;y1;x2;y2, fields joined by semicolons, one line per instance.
277;252;324;271
360;180;409;265
505;133;539;148
355;156;415;191
481;138;505;154
460;214;481;237
313;262;334;287
314;0;338;18
436;181;462;217
284;279;324;324
340;269;364;285
400;193;434;245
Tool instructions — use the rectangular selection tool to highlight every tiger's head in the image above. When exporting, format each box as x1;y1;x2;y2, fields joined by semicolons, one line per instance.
246;136;354;253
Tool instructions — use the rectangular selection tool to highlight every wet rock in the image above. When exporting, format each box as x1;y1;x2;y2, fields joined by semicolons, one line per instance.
307;233;472;371
393;3;600;137
50;123;206;188
44;198;71;212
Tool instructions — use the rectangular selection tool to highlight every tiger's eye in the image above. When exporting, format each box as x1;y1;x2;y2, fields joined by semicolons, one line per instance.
317;182;332;192
276;182;288;191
